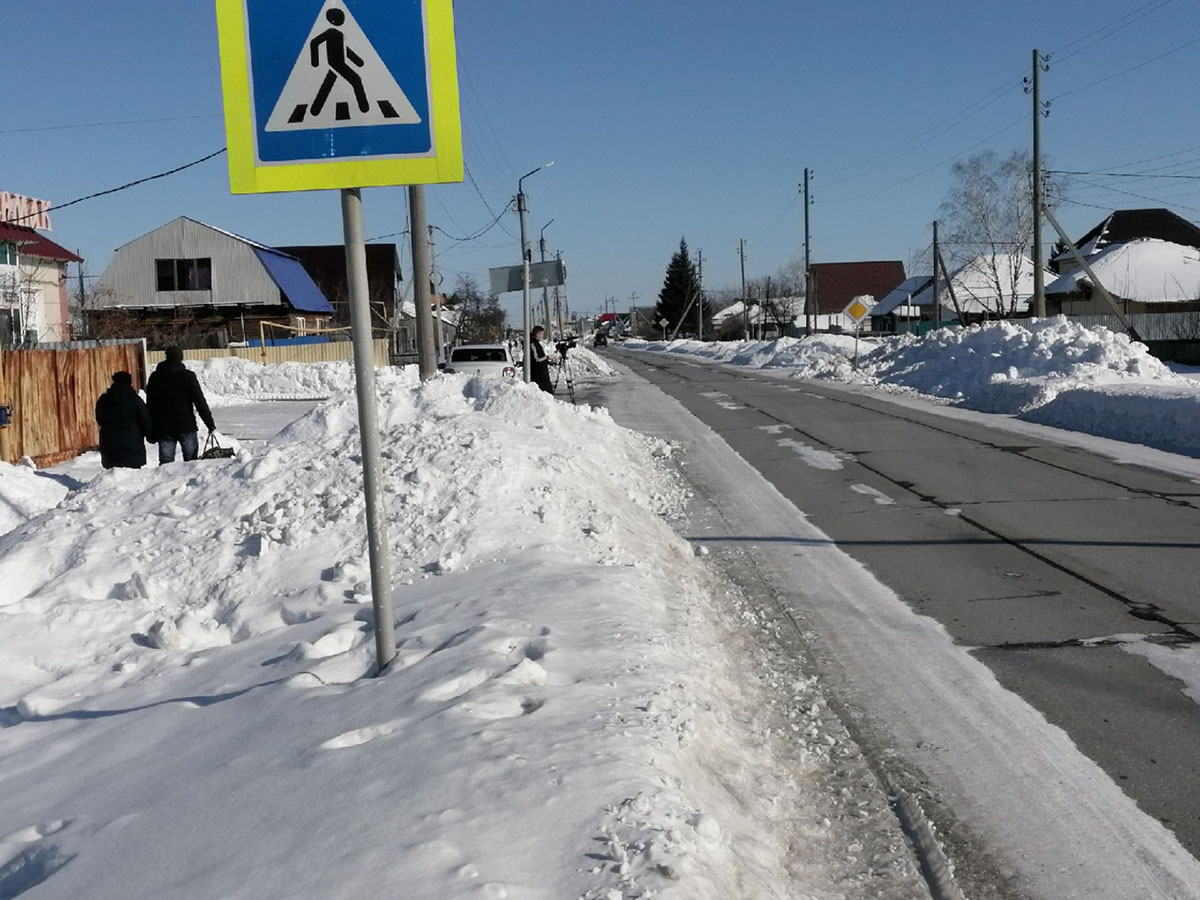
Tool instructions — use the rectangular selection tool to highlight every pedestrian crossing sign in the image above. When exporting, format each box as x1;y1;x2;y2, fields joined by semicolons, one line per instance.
216;0;463;194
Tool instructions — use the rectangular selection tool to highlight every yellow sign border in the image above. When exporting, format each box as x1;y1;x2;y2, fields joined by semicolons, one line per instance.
215;0;463;194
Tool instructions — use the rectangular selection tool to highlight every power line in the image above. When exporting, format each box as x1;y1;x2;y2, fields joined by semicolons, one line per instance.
1050;0;1175;65
821;75;1024;187
431;200;515;243
823;114;1026;204
1082;143;1200;173
819;2;1184;192
1;147;227;225
1049;169;1200;181
1051;34;1200;101
0;113;223;135
464;161;517;240
1059;173;1200;215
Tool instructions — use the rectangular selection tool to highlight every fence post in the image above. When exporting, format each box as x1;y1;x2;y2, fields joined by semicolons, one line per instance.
0;347;12;463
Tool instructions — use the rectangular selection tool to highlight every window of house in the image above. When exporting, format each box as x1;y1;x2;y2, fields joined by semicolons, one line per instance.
0;242;17;266
294;316;307;336
156;258;212;291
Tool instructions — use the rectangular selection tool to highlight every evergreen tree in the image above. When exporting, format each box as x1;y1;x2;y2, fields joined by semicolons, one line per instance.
654;238;710;337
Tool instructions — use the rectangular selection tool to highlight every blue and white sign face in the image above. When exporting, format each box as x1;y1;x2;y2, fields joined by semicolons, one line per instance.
245;0;433;165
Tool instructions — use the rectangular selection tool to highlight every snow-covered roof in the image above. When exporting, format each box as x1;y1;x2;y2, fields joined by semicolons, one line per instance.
400;299;459;325
712;300;751;325
1046;238;1200;304
909;254;1052;315
869;276;931;317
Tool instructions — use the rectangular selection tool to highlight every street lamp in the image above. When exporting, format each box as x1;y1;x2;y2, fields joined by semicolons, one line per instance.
518;162;554;383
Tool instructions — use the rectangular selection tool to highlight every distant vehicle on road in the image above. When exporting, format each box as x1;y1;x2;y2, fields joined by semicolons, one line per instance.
443;344;517;379
594;332;608;347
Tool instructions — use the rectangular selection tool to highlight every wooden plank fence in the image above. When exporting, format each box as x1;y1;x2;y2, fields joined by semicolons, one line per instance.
0;341;146;466
145;339;390;368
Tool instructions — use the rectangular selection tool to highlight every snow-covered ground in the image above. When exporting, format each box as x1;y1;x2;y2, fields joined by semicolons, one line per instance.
3;327;1200;898
195;346;618;407
0;364;920;900
625;317;1200;458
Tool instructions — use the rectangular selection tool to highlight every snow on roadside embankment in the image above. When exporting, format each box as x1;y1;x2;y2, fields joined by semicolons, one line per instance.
627;317;1200;457
0;372;829;900
194;345;617;407
192;356;364;405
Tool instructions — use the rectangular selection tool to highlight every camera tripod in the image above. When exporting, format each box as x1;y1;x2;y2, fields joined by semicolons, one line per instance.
553;348;576;404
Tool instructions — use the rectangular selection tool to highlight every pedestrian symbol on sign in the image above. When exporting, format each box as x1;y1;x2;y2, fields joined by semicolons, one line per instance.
266;0;421;132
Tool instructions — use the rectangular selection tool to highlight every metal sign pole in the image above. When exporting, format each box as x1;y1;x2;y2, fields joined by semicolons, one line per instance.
341;188;396;672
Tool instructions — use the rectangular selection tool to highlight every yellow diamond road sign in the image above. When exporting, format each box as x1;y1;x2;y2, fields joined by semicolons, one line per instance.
844;296;873;323
215;0;463;194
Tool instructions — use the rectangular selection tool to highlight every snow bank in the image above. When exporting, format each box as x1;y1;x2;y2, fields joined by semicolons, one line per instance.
0;373;811;899
191;356;397;405
0;460;71;537
564;343;619;381
627;318;1200;456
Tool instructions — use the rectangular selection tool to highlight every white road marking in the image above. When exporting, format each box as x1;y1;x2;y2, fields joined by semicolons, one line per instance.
851;483;896;505
777;438;843;470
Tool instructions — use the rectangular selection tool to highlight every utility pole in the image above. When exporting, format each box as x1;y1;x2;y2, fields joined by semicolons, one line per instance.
428;223;444;362
516;162;553;382
695;249;704;339
803;168;813;336
555;250;565;336
1027;49;1050;319
76;257;86;339
539;219;554;336
409;185;437;379
932;220;941;329
765;275;771;339
738;238;748;339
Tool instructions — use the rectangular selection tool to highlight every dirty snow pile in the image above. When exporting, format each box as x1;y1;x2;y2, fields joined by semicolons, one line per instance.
563;343;619;381
190;356;380;404
627;318;1200;457
0;372;879;900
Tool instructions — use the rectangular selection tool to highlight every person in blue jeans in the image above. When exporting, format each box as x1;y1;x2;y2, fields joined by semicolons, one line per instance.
145;346;216;464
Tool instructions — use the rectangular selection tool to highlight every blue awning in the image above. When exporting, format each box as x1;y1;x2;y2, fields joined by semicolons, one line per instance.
254;248;334;313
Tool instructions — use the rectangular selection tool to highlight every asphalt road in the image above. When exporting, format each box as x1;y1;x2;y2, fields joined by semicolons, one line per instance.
589;348;1200;881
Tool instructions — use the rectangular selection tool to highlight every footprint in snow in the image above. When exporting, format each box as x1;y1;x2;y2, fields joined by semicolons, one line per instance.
316;721;400;751
0;820;76;900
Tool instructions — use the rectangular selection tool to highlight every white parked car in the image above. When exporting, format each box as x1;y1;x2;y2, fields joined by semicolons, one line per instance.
443;344;517;379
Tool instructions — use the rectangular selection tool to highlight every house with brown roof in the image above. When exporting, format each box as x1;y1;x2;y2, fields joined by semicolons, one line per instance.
0;222;83;346
808;260;906;330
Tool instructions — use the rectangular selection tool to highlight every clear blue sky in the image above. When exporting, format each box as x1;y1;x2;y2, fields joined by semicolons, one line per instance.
5;1;1199;320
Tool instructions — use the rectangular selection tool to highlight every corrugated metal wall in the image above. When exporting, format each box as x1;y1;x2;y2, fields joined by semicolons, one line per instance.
145;339;389;367
0;341;145;466
96;217;283;309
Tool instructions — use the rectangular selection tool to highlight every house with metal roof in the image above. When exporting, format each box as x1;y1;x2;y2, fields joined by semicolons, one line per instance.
0;221;83;346
94;217;332;347
1046;209;1200;315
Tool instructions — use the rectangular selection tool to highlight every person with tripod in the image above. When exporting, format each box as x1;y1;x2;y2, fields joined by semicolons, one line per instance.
529;326;555;394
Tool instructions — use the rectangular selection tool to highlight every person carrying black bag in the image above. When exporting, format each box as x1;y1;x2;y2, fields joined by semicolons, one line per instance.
95;371;153;469
145;346;216;464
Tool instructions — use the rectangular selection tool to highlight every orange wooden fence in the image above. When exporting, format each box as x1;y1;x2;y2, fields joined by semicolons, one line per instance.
0;341;146;467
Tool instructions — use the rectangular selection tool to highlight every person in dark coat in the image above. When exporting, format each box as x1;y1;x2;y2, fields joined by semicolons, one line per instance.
95;371;153;469
529;327;555;394
145;346;216;464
